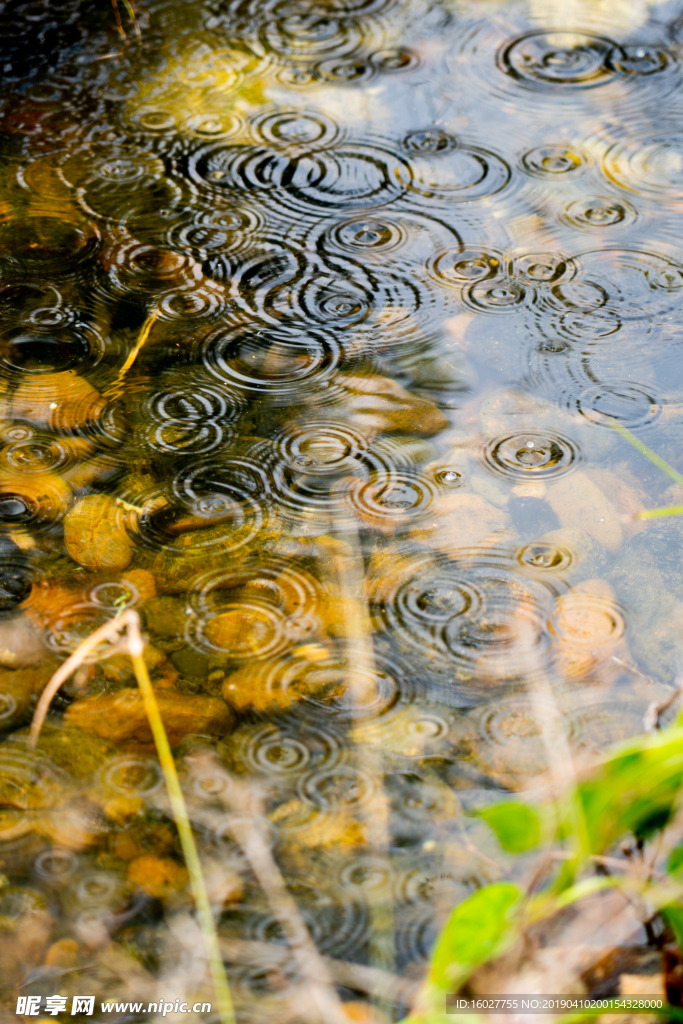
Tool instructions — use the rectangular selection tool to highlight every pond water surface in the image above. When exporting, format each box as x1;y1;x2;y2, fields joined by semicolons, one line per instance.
0;0;682;1019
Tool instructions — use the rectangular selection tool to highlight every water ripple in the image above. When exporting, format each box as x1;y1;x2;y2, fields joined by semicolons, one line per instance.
483;431;579;482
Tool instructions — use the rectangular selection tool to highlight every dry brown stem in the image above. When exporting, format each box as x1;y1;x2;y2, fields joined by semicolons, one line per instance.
224;779;351;1024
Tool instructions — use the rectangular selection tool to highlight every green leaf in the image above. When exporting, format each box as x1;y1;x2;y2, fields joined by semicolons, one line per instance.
662;904;683;949
669;845;683;877
477;802;541;853
428;882;522;991
576;726;683;853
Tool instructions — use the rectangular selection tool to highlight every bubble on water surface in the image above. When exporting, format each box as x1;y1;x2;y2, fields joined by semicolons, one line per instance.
371;47;418;71
518;543;573;572
610;45;673;77
465;276;529;314
317;57;376;83
328;215;406;253
499;32;616;87
431;247;507;285
434;468;464;487
563;196;636;229
185;111;243;138
514;252;574;284
484;431;579;481
521;144;588;176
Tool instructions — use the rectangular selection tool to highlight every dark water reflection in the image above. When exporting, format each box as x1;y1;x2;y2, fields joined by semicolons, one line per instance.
0;0;682;1018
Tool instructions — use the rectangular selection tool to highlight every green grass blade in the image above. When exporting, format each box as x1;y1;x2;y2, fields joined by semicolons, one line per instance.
129;642;235;1024
638;505;683;520
610;418;683;488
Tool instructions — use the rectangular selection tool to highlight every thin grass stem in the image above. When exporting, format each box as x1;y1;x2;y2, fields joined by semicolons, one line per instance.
638;505;683;520
112;310;158;388
119;0;141;40
610;418;683;488
29;611;236;1024
127;623;235;1024
110;0;126;37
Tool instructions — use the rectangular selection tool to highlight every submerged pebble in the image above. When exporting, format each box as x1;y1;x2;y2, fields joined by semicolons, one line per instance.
65;688;233;746
64;495;134;571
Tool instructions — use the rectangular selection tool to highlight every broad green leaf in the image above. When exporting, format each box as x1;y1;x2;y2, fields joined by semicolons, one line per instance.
428;882;522;991
576;726;683;853
662;904;683;949
477;802;541;853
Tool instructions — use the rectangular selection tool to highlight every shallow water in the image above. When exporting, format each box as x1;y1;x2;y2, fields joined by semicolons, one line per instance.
1;0;683;1018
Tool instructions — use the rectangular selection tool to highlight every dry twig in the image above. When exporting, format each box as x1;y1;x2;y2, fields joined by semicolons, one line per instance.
224;779;351;1024
644;680;683;731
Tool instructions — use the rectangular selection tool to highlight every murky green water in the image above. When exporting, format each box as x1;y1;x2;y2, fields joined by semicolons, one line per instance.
0;0;683;1018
